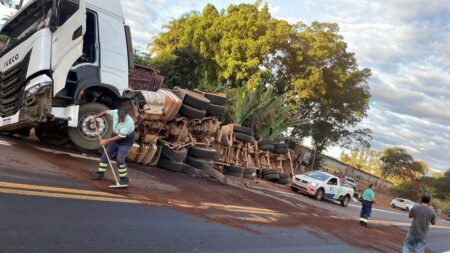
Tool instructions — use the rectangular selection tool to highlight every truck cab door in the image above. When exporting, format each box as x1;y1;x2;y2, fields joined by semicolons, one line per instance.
51;0;86;95
326;178;338;199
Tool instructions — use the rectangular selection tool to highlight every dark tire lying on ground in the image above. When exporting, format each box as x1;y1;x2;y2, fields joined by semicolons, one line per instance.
234;132;255;143
274;143;288;149
188;146;219;161
206;104;226;116
261;168;278;176
259;144;275;152
186;156;226;184
233;125;254;136
277;177;290;185
243;173;257;180
204;92;228;106
181;163;202;177
157;158;184;172
179;104;207;119
161;146;188;162
262;173;280;181
279;173;290;179
183;92;211;110
223;165;244;174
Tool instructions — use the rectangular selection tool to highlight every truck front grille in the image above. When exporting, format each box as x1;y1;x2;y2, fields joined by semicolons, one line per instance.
0;52;31;117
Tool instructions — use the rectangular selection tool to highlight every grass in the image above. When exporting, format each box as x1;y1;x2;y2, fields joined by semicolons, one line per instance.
431;198;450;217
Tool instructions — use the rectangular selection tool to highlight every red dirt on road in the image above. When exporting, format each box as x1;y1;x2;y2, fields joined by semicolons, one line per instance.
4;138;412;252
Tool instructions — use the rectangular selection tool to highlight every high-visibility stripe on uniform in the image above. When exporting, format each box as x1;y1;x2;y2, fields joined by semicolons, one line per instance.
98;167;107;173
119;172;128;177
99;162;108;167
360;218;369;223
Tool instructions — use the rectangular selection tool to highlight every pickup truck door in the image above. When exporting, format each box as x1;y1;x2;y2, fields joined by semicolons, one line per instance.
326;178;338;199
51;0;86;95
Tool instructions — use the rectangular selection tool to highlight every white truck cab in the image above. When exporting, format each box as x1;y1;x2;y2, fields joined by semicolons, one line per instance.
0;0;133;150
291;170;354;207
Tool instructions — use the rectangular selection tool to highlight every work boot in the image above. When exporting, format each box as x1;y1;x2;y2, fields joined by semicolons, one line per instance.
119;176;129;185
91;172;104;181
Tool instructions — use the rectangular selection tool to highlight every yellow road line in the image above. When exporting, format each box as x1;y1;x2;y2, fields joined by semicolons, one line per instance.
371;219;450;230
0;187;141;204
0;181;124;198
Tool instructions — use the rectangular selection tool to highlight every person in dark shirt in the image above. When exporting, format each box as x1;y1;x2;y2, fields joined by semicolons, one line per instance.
402;195;437;253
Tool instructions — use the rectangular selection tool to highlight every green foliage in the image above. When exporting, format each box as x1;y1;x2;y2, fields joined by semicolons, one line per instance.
380;147;426;181
434;170;450;200
431;198;450;215
150;2;371;156
432;172;445;179
419;184;435;197
340;147;382;175
395;182;414;199
225;85;296;140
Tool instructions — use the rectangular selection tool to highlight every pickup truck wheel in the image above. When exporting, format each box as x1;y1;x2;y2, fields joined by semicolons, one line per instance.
35;126;71;146
405;207;409;212
68;103;113;150
291;186;298;192
315;189;324;201
391;203;396;208
340;195;350;207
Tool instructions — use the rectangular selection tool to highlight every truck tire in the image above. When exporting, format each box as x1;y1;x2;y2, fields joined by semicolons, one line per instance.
157;158;184;172
234;132;255;143
183;93;210;110
204;92;228;106
262;173;280;181
181;163;201;177
188;146;219;161
206;104;226;116
224;171;243;177
35;126;71;146
340;195;350;207
315;188;324;201
259;144;275;152
179;104;206;119
273;147;289;155
261;168;278;176
277;178;290;185
233;125;254;136
258;139;273;146
223;165;244;174
186;156;226;184
161;146;188;162
68;103;113;150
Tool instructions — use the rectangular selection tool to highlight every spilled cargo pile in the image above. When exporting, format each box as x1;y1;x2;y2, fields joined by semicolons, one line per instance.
124;87;294;185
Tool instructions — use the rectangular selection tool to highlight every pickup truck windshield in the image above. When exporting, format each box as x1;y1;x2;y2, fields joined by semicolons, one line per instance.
1;0;52;51
306;171;330;181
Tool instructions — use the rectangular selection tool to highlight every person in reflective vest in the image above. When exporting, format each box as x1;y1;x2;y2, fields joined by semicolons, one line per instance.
359;184;376;227
90;108;135;185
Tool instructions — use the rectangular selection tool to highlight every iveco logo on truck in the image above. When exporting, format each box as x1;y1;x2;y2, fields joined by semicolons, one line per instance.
4;54;19;68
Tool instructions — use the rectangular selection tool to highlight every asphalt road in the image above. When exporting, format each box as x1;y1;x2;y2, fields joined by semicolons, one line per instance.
0;135;449;253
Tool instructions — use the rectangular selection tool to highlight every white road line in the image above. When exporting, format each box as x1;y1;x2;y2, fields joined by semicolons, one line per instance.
0;140;12;146
348;203;405;215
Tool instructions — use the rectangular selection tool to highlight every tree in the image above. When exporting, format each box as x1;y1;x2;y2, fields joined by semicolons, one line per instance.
434;170;450;200
340;147;382;175
379;147;426;181
432;172;445;179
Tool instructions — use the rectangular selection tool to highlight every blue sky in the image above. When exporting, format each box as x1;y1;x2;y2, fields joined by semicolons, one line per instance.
1;0;449;173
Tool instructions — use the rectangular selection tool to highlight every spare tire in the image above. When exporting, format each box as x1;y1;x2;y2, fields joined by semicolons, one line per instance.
262;168;278;176
273;148;289;155
263;173;280;181
259;144;275;152
188;146;219;161
206;104;226;116
157;158;184;172
205;92;228;106
234;132;255;143
161;146;188;162
179;104;206;119
234;125;254;136
224;165;244;174
183;92;210;110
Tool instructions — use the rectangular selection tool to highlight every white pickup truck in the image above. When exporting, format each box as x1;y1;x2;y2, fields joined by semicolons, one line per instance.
291;170;354;207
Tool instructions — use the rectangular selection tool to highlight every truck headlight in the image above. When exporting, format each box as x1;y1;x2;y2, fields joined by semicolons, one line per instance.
25;82;52;98
310;182;317;187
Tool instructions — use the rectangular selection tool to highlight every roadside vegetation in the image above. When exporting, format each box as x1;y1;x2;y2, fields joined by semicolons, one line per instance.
136;1;371;160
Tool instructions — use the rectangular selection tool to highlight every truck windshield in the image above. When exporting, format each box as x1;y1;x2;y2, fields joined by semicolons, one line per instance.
1;0;53;51
306;171;330;181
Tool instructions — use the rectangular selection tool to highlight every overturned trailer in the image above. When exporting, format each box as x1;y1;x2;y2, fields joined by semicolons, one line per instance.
123;87;294;185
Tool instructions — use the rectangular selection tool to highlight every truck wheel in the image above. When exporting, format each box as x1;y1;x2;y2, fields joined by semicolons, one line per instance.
391;203;396;208
340;195;350;207
68;103;113;150
315;188;324;201
35;126;71;146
